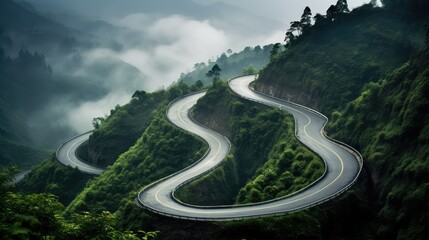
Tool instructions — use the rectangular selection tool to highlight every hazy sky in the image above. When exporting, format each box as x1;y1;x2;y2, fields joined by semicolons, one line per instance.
193;0;371;23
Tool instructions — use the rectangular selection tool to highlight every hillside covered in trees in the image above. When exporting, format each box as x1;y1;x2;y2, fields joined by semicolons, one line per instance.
5;0;429;239
254;0;429;239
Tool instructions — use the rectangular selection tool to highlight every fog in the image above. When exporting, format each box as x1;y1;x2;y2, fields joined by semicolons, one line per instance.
8;0;370;146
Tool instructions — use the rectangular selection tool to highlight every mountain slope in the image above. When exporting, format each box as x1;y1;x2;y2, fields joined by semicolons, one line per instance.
328;46;429;239
0;0;72;35
176;82;324;205
257;5;425;113
9;2;429;240
254;3;429;239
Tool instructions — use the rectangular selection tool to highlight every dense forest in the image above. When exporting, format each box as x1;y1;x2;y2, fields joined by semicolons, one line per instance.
2;0;429;239
254;0;429;239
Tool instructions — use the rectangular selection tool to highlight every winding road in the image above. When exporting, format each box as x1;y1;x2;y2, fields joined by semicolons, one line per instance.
56;132;104;175
56;75;362;221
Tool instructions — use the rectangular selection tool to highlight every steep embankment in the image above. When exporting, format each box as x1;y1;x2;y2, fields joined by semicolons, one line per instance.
175;81;324;205
257;6;424;113
82;91;165;167
254;4;429;239
66;83;207;214
79;83;204;167
16;156;93;205
328;47;429;239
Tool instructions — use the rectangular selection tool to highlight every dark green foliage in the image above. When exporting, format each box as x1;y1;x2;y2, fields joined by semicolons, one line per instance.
84;82;198;167
270;43;283;60
0;0;87;57
67;98;207;213
16;156;93;205
328;48;429;239
236;140;323;203
336;0;350;13
219;211;321;240
0;140;50;169
426;23;429;45
245;5;429;240
0;167;154;239
0;46;58;152
179;45;273;86
242;64;258;75
175;82;323;205
301;7;313;28
85;90;167;166
285;6;313;47
382;0;429;16
0;27;97;168
206;64;222;84
257;7;425;113
176;154;240;205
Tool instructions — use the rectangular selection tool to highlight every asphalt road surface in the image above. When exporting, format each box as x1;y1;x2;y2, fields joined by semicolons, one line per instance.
56;132;104;175
136;75;362;221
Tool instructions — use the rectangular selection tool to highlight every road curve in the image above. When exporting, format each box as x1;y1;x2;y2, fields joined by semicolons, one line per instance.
56;132;104;175
137;75;362;221
9;170;32;185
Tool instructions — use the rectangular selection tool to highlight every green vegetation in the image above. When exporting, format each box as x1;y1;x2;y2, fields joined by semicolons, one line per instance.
179;45;273;86
327;47;429;239
236;137;323;203
382;0;429;16
84;91;165;166
67;85;207;214
257;5;425;113
176;82;324;205
16;156;93;205
82;81;204;167
4;1;429;239
0;43;53;169
1;167;158;239
218;211;322;240
250;3;429;239
176;154;240;205
0;140;50;169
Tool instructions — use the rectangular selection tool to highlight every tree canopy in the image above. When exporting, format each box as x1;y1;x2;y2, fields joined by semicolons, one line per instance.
206;64;222;84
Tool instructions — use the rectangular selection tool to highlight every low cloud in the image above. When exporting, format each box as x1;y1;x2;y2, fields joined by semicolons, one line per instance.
116;14;230;87
33;12;284;137
66;91;131;131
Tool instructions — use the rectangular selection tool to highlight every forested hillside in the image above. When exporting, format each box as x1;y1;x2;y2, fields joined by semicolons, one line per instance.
253;1;429;239
0;32;53;168
66;83;207;214
82;90;169;167
176;82;323;205
257;4;425;113
5;0;429;239
327;47;429;239
16;156;93;205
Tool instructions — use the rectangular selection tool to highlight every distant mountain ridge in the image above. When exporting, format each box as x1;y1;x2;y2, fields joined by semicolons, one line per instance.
0;0;74;37
0;0;150;169
23;0;283;37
